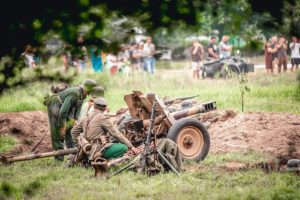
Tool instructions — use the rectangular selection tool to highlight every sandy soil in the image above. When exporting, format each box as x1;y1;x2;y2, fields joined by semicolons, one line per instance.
207;111;300;163
0;111;299;165
0;111;51;154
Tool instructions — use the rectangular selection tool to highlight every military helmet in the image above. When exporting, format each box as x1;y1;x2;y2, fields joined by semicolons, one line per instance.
94;97;108;109
287;159;300;171
90;86;105;98
81;79;97;93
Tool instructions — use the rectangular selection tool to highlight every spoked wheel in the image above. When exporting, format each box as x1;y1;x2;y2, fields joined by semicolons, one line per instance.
167;118;210;162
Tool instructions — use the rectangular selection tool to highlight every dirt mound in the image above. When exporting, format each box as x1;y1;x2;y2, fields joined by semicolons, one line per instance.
208;112;300;162
0;110;299;163
0;111;51;154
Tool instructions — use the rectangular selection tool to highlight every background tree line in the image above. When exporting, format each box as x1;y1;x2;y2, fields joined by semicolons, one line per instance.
0;0;299;92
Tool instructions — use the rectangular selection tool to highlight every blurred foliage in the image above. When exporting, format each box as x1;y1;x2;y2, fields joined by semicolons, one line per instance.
0;0;298;92
282;0;300;37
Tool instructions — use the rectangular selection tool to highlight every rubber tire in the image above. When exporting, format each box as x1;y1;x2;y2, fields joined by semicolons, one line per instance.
167;118;210;162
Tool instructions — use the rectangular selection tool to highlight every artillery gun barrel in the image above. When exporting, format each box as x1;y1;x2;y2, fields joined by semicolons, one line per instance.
164;95;199;106
0;148;78;164
172;101;216;120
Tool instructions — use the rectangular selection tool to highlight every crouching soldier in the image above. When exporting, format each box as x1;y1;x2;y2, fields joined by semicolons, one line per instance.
78;86;105;121
45;79;97;161
71;97;139;177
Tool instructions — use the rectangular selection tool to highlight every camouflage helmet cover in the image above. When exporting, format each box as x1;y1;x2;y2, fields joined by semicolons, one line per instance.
81;79;97;93
90;86;105;98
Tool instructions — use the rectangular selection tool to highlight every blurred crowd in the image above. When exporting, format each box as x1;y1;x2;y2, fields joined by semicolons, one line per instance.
21;34;299;78
264;36;300;74
190;35;233;80
21;36;156;76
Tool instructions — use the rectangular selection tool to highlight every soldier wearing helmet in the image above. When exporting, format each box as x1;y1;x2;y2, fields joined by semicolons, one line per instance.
78;86;105;121
45;79;97;161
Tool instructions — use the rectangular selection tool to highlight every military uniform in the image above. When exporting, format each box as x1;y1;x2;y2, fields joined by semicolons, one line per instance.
46;79;97;161
72;101;133;160
78;86;105;121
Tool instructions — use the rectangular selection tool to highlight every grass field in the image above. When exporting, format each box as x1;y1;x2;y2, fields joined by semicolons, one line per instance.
1;152;300;200
0;62;299;114
0;63;300;200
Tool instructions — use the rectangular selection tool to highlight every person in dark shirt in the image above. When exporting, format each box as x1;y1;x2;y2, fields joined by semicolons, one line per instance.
207;37;218;59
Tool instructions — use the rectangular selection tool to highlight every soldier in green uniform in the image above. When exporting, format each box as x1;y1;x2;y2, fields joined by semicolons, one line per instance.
78;86;105;121
46;79;97;161
71;97;139;162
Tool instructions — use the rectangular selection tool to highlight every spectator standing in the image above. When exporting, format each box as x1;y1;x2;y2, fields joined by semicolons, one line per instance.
218;35;232;58
191;39;204;80
270;36;278;71
143;36;156;74
21;45;36;68
289;36;300;72
74;36;88;72
130;43;141;71
276;36;288;73
207;36;219;59
138;42;146;71
118;45;131;74
33;47;42;65
90;47;103;72
106;53;118;75
264;39;277;74
61;43;72;72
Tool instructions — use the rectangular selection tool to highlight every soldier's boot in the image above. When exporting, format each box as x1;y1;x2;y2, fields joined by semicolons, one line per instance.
64;154;76;168
91;158;108;178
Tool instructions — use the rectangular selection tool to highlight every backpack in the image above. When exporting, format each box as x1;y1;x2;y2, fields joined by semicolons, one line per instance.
43;83;69;106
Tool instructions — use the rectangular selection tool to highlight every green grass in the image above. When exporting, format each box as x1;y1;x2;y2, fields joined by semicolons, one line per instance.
0;64;299;199
0;67;299;114
0;135;17;152
0;154;299;200
202;150;275;166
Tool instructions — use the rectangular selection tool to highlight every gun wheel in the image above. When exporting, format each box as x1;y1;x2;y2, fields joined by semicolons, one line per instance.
167;118;210;162
177;126;204;159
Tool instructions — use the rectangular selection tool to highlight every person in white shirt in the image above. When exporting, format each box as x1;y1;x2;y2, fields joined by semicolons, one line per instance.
21;45;36;68
218;35;232;59
143;36;156;74
106;53;118;75
289;36;300;72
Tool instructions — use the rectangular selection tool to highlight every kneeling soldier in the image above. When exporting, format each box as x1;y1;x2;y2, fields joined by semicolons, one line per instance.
71;97;139;176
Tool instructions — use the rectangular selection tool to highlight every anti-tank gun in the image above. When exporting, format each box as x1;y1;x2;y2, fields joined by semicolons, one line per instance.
119;91;216;162
0;91;216;165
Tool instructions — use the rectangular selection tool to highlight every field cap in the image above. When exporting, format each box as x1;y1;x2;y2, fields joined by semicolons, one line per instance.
94;97;108;108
